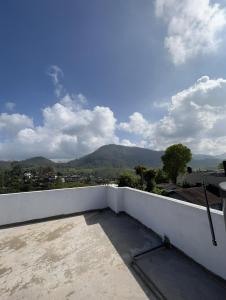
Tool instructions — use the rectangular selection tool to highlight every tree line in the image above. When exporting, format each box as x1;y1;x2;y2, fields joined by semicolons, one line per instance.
118;144;192;193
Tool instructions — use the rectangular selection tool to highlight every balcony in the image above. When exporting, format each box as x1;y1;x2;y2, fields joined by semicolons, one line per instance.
0;186;226;299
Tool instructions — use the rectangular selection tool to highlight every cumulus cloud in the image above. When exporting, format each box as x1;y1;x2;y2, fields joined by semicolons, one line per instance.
119;112;154;138
155;0;226;64
5;102;16;111
0;96;118;160
0;65;119;160
119;76;226;155
0;113;33;139
2;71;226;159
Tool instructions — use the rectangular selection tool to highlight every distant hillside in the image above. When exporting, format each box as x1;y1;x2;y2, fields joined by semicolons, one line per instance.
191;155;221;170
67;144;222;170
0;161;12;170
18;156;55;167
67;144;164;168
216;153;226;160
0;145;223;170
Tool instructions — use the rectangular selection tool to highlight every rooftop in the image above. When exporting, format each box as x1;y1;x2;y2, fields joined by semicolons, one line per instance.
168;186;221;208
1;209;226;300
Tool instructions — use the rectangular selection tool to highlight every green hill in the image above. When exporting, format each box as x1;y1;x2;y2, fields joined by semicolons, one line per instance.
67;144;222;170
67;144;164;168
18;156;55;167
0;145;222;171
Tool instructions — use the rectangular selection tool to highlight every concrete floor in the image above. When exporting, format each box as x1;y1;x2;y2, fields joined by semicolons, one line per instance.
1;209;226;300
0;209;160;300
134;247;226;300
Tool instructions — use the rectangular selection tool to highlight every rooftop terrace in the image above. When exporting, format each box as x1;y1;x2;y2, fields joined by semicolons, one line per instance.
0;186;226;299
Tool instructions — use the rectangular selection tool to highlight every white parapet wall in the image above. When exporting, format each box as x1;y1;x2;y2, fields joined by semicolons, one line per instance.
120;187;226;281
0;185;226;280
0;186;107;225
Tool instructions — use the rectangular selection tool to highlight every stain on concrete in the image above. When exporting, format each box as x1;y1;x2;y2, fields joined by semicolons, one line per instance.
7;275;44;296
66;290;75;299
0;267;12;277
9;282;21;296
20;276;44;290
0;236;26;251
64;269;73;279
38;248;63;264
37;223;74;243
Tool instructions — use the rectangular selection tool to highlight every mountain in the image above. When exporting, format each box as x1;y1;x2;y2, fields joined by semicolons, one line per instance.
0;145;222;171
68;144;222;170
18;157;55;167
68;144;164;168
191;154;221;169
0;161;12;169
216;153;226;160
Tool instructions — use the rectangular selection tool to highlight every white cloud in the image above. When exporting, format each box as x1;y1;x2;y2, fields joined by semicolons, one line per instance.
155;0;226;64
47;65;65;98
0;113;33;139
1;71;226;159
119;112;154;138
120;139;137;147
153;100;170;109
119;76;226;155
0;95;118;160
5;102;16;111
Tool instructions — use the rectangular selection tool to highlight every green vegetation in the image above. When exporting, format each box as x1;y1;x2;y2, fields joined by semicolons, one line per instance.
143;169;157;192
118;172;139;188
0;143;214;195
134;165;146;189
118;165;167;195
161;144;192;184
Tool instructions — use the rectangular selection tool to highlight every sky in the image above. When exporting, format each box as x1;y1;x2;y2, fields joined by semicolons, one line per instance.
1;0;226;160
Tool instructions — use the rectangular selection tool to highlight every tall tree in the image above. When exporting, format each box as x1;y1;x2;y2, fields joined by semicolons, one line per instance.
161;144;192;184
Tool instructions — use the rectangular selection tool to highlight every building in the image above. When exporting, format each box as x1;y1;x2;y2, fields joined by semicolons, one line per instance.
168;186;222;210
0;186;226;299
177;170;226;188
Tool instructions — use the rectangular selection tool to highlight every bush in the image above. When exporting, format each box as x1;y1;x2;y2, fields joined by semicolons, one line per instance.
144;169;157;192
118;172;139;188
155;169;169;184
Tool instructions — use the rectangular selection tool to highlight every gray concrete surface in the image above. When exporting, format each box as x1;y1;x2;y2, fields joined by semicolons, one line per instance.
1;209;226;300
0;209;160;300
135;247;226;300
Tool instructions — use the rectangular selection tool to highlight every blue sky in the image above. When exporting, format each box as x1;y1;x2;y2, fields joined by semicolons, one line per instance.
1;0;226;160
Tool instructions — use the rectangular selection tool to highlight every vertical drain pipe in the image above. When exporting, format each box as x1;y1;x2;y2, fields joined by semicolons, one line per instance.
203;180;217;246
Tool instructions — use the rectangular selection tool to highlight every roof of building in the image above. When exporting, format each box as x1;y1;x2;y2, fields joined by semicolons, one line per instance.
168;186;221;207
0;209;226;299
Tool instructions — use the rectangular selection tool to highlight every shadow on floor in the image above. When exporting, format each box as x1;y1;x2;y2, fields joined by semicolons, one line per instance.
84;208;226;300
84;209;162;299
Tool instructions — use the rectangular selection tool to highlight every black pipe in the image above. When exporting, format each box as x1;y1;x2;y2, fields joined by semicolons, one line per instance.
133;244;165;260
203;180;217;246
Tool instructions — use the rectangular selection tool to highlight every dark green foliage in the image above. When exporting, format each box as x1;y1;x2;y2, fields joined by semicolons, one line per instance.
187;166;192;174
218;162;223;169
155;169;168;184
68;144;164;169
161;144;192;184
223;161;226;176
134;165;147;189
118;172;139;188
144;169;157;192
